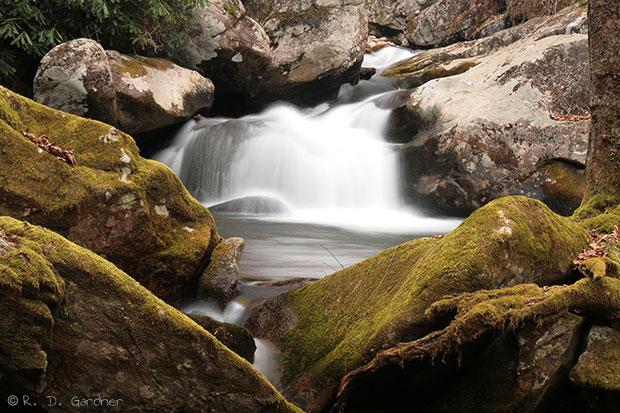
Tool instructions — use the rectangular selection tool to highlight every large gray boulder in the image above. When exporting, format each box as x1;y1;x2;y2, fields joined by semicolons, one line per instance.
161;0;368;110
405;0;504;47
161;0;273;111
385;7;590;215
244;0;368;105
367;0;437;44
34;38;214;135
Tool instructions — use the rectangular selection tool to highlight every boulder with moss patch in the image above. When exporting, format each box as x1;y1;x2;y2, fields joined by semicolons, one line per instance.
34;38;214;135
0;216;298;412
247;196;589;412
0;85;219;306
570;326;620;397
198;237;245;309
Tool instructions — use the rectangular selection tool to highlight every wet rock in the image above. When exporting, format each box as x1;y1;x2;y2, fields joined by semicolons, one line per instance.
34;38;214;135
359;67;376;80
0;85;219;306
188;313;256;362
247;196;589;411
0;216;297;412
386;8;589;215
198;237;245;308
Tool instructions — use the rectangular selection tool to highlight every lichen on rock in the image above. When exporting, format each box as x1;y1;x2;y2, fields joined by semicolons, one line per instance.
385;6;590;216
34;38;215;135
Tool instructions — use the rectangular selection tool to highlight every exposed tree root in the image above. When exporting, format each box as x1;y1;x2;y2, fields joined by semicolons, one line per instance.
333;276;620;412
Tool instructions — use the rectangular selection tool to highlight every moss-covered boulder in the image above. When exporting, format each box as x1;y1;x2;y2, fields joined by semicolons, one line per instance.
0;216;298;412
0;85;219;305
247;196;589;411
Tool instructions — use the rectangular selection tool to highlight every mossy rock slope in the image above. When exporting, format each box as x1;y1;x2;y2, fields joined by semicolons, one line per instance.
247;196;589;412
0;215;298;412
0;85;219;305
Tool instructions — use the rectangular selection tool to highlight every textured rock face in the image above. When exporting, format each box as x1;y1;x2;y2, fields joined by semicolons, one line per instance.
367;0;437;43
571;326;620;390
0;216;298;413
247;196;589;412
163;0;367;110
34;38;214;135
0;85;219;306
163;0;273;110
569;326;620;413
198;237;245;308
244;0;368;104
406;0;504;47
367;0;581;46
32;38;118;125
386;8;590;215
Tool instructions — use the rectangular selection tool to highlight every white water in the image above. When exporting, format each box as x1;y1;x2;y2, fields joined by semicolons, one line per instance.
154;47;461;233
163;47;463;381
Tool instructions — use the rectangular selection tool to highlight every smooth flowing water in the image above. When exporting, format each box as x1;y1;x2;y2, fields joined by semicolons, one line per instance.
153;47;461;379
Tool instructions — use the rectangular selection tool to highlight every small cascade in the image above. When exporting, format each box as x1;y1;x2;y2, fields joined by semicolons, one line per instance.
155;47;460;233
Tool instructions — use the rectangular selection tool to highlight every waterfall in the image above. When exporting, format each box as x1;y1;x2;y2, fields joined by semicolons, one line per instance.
155;47;460;233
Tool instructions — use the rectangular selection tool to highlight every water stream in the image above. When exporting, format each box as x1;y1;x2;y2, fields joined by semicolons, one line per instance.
153;47;462;381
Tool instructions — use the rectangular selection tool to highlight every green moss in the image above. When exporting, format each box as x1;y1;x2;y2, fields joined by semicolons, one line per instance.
0;86;219;305
382;59;479;88
578;257;620;279
570;326;620;391
573;191;620;219
0;216;300;412
223;0;240;19
265;196;589;397
112;55;176;79
337;275;620;405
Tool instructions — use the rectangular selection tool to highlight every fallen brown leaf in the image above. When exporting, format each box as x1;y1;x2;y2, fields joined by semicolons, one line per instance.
23;132;77;165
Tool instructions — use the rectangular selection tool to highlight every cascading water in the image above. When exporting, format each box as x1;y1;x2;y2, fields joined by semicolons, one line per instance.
158;47;462;382
154;47;460;233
